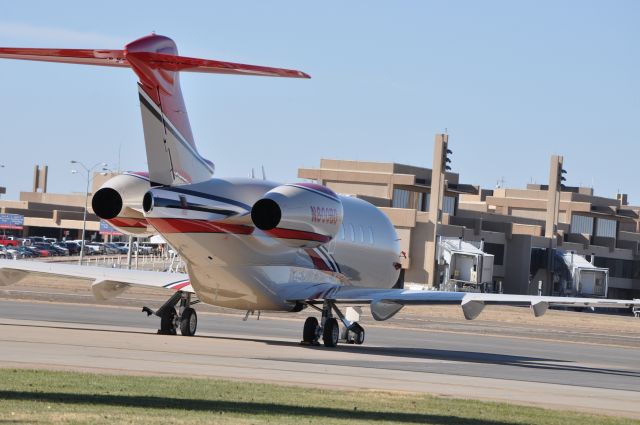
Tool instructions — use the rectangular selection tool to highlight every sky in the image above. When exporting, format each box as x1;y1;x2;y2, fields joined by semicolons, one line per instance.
0;1;638;203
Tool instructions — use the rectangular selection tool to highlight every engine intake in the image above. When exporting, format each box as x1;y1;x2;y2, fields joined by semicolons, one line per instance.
92;187;123;220
251;198;281;231
90;172;153;236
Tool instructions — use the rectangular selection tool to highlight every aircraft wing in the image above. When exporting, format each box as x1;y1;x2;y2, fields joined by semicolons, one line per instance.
0;260;192;301
289;285;640;321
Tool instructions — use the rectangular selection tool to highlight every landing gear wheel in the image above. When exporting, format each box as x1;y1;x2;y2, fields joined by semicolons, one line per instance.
303;316;319;343
159;307;177;335
180;307;197;336
349;322;365;345
323;318;340;348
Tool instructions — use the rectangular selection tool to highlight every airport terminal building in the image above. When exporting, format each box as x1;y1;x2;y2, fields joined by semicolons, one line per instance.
2;140;639;299
299;137;640;300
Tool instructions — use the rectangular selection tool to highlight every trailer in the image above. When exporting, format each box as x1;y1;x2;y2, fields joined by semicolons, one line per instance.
437;238;494;292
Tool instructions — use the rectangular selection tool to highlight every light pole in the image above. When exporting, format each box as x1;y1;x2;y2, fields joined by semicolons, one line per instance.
71;160;108;265
0;164;5;199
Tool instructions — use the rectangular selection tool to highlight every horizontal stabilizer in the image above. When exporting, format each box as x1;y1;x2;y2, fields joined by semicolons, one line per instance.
0;46;310;78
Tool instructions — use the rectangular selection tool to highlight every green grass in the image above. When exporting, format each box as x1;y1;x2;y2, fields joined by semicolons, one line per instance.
0;369;637;425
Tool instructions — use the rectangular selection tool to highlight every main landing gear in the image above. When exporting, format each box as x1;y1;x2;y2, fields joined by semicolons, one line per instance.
142;291;199;336
301;301;365;348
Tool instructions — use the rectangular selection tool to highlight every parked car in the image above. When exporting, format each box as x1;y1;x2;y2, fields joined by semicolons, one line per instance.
104;243;127;255
34;243;64;256
135;243;154;255
27;236;46;245
9;246;35;259
52;243;70;256
58;242;82;255
85;243;106;255
25;246;48;257
0;235;19;247
0;245;12;259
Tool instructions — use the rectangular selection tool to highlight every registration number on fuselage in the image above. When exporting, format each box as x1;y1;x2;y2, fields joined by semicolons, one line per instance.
310;206;338;224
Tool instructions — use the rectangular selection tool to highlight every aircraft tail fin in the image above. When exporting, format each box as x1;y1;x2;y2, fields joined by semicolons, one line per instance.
0;34;310;186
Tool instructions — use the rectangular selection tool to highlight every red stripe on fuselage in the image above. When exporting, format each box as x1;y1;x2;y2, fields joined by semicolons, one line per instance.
265;228;331;243
147;218;254;235
170;281;191;291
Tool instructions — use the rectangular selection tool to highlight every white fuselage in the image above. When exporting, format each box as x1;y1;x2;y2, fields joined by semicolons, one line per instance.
143;177;401;311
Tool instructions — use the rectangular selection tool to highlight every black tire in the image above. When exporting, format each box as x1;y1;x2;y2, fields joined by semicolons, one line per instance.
160;307;177;335
302;316;319;343
350;322;365;345
180;307;197;336
322;318;340;348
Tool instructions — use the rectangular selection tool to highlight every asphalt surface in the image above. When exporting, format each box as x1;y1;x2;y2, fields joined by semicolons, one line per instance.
0;299;639;418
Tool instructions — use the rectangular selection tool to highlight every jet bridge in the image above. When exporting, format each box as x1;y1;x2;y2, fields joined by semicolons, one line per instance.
554;250;608;298
437;238;494;292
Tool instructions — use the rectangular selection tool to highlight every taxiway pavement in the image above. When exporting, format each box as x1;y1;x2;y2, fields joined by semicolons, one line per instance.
0;300;639;418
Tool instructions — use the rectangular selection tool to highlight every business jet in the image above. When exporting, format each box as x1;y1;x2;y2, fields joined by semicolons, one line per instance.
0;34;637;347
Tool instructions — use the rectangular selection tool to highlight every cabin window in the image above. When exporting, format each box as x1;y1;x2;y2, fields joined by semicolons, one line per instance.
367;227;374;244
348;223;355;242
339;224;345;240
358;225;364;243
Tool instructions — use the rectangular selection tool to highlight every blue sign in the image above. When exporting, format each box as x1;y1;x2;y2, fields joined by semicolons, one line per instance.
99;220;123;236
0;213;24;230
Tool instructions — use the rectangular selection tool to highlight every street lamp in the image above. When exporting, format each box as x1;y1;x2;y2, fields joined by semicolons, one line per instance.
0;164;5;199
70;160;108;265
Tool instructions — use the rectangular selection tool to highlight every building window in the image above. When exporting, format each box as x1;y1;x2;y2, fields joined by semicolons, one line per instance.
595;218;617;238
415;192;424;211
443;196;456;215
594;257;640;279
424;195;430;212
570;214;594;235
392;189;410;209
483;243;504;266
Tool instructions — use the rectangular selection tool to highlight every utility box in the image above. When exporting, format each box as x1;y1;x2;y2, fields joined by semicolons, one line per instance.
438;238;494;292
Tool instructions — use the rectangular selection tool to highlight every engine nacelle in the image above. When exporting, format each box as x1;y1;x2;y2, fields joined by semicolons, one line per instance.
91;172;154;236
251;183;343;248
